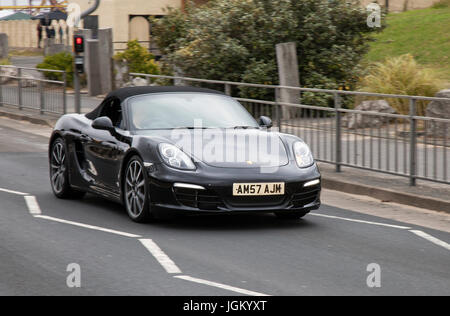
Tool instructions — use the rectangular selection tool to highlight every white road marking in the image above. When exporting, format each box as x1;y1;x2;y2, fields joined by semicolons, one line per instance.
0;187;29;196
139;239;182;274
174;275;270;296
34;215;142;238
4;183;448;296
311;213;411;230
409;230;450;251
24;196;41;215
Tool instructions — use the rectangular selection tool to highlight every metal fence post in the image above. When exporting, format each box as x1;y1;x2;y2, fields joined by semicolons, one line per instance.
334;93;342;172
225;83;231;96
39;80;44;115
17;67;23;110
0;69;3;107
409;98;417;186
63;72;67;114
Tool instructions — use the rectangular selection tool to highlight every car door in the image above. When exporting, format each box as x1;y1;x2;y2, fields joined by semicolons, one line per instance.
83;97;127;195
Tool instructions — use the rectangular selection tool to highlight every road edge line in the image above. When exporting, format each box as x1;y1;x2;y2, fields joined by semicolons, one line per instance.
0;187;29;196
310;213;411;230
409;230;450;251
34;214;142;238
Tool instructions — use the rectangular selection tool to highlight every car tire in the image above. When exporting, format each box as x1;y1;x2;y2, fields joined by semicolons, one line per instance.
274;211;309;220
123;155;153;223
50;138;86;199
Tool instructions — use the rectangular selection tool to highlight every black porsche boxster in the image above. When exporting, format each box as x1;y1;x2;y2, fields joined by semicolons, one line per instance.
49;86;321;222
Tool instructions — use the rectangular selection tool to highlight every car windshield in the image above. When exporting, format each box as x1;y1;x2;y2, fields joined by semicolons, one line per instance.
128;93;260;130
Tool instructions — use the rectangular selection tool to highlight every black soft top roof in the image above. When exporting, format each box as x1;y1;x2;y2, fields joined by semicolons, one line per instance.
106;86;225;102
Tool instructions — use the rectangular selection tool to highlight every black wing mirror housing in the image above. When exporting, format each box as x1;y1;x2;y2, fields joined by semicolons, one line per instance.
92;116;114;132
258;116;273;128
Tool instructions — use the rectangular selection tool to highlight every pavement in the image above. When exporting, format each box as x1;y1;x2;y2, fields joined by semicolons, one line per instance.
0;116;449;295
10;56;44;78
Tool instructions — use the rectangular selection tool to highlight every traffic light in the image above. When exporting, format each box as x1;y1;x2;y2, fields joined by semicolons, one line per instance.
73;35;85;54
73;35;85;74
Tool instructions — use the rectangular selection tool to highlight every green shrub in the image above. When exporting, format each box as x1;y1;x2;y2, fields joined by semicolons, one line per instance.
358;54;443;115
153;0;383;104
114;40;160;75
36;52;76;87
0;58;10;65
432;0;450;9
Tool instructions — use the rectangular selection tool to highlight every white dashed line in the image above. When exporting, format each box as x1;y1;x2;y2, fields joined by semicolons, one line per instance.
0;187;29;196
409;230;450;251
174;275;270;296
139;239;182;274
24;195;42;215
34;215;142;238
311;213;412;230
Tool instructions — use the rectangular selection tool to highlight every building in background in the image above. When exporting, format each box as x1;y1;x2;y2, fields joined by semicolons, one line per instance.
70;0;208;57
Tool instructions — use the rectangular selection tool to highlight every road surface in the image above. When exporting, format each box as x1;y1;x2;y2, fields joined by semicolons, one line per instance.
0;118;449;296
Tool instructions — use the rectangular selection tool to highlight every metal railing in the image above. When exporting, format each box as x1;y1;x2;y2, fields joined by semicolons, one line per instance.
130;72;450;186
0;65;67;115
113;41;161;57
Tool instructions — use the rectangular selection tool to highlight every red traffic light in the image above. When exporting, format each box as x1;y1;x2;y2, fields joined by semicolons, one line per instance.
73;35;85;54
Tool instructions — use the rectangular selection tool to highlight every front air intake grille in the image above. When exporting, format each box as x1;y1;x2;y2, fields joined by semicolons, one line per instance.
291;186;320;208
225;195;286;208
173;187;223;210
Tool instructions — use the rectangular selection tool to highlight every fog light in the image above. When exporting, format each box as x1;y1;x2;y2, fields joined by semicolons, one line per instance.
303;179;320;187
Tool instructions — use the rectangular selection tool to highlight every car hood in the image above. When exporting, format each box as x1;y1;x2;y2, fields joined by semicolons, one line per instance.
136;129;289;168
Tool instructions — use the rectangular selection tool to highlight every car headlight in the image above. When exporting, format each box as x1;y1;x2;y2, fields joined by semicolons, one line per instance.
293;141;314;168
158;143;196;170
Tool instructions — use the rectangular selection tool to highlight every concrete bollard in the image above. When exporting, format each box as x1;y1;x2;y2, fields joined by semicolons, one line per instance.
276;42;301;120
85;39;102;96
97;28;114;93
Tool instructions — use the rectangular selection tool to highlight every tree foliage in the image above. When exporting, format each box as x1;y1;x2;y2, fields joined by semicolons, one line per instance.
153;0;382;105
114;40;160;75
37;51;77;87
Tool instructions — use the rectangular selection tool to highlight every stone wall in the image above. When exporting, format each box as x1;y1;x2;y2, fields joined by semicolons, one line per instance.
0;19;76;49
0;20;39;48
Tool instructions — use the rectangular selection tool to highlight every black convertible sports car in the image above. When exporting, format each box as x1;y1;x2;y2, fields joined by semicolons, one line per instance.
49;86;321;222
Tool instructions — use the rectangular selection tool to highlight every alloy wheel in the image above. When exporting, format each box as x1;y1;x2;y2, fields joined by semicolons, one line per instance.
125;160;147;218
50;141;66;194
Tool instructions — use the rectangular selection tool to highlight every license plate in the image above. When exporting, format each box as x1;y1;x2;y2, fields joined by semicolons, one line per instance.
233;183;285;196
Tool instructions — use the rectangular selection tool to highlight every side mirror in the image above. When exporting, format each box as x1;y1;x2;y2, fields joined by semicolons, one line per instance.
258;116;273;128
92;116;114;132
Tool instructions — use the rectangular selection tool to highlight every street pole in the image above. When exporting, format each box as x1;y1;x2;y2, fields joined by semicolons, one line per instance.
72;0;100;114
74;61;81;113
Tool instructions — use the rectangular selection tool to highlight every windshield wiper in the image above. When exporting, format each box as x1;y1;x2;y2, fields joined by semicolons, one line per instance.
231;126;259;129
173;127;210;130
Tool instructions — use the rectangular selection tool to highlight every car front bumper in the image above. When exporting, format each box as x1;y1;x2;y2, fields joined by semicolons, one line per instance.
145;161;321;217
